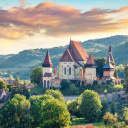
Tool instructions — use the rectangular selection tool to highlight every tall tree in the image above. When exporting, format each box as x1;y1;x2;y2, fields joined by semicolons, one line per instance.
15;76;20;86
30;66;43;85
0;94;33;128
40;98;70;128
114;69;119;79
0;79;8;92
94;57;107;79
79;90;102;122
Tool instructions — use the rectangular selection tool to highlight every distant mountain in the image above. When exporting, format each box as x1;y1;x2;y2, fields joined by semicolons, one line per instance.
0;35;128;80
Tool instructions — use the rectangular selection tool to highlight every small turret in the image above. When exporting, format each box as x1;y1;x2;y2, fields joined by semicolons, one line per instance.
42;50;53;76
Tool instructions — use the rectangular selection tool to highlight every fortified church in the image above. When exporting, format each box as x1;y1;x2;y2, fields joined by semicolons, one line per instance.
41;40;117;88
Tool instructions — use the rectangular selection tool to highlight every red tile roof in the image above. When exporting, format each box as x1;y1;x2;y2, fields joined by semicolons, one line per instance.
42;50;53;67
85;53;96;66
59;47;75;62
59;40;88;63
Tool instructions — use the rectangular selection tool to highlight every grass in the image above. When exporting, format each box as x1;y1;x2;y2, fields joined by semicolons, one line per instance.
68;121;106;128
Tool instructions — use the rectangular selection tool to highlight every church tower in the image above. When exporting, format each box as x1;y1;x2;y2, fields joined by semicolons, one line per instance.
42;50;54;88
42;50;53;76
108;45;115;67
102;56;116;80
84;53;97;83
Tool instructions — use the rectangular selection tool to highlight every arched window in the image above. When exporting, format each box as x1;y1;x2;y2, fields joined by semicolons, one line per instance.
69;67;71;75
64;67;66;75
47;81;49;88
44;80;46;88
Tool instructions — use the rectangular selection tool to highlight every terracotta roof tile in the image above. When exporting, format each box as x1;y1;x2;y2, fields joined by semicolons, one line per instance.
42;50;53;67
59;40;88;63
86;53;96;65
59;47;75;62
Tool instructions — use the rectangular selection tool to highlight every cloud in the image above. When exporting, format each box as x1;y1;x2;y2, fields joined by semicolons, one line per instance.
0;2;128;40
19;0;26;6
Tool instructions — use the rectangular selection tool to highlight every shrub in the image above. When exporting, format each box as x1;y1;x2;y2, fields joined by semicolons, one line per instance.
103;112;118;126
93;80;98;86
60;79;69;90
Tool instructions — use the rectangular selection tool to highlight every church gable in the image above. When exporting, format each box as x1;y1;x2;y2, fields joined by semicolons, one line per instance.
59;40;88;63
59;47;74;62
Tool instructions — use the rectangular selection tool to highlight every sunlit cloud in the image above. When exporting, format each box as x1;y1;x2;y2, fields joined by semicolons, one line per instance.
0;2;128;54
0;2;128;40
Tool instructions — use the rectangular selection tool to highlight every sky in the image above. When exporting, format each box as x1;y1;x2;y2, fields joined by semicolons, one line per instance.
0;0;128;55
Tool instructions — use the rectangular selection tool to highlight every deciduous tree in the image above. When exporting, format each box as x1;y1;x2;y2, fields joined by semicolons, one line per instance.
30;66;43;85
79;90;102;122
40;98;70;128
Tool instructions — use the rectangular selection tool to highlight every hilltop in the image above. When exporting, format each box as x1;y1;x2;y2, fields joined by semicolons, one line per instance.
0;35;128;80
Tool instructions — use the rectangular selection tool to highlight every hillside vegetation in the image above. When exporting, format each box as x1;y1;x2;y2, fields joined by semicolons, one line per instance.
0;35;128;80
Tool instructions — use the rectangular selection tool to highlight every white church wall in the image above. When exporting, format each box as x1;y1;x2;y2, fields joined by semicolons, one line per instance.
43;67;52;76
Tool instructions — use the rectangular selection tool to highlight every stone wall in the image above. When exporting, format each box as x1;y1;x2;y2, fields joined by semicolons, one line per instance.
64;89;125;103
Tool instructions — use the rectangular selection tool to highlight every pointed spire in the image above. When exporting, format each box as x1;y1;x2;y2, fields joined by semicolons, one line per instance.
42;50;53;67
69;38;72;51
85;53;96;65
103;56;114;69
109;44;112;53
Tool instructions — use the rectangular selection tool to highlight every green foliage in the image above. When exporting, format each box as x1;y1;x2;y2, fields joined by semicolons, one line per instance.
79;90;102;122
103;112;118;126
30;66;43;85
94;57;107;79
60;79;69;90
0;94;33;128
45;89;65;102
114;69;119;79
112;121;126;128
93;80;98;86
29;94;54;127
122;107;128;125
0;79;8;92
67;100;80;117
123;61;128;92
11;84;30;99
15;76;20;86
110;102;117;115
100;99;111;119
29;86;47;95
40;98;70;128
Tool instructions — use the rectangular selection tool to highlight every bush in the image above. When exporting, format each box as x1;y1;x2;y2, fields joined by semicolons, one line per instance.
103;112;118;126
67;100;80;117
93;80;98;86
112;122;126;128
106;80;112;85
60;79;69;90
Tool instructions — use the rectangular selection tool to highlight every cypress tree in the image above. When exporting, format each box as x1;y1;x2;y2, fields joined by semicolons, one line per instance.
114;69;119;79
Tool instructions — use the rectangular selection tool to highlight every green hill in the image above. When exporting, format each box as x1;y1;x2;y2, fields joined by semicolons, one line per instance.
0;35;128;80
